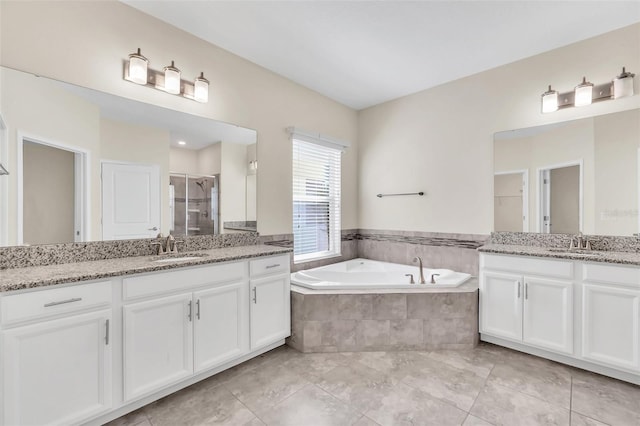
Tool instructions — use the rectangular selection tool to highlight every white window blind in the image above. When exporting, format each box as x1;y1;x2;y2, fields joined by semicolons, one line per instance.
292;138;341;263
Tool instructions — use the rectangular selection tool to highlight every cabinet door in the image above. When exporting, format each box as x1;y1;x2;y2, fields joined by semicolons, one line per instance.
523;277;573;354
123;293;194;401
480;271;522;341
194;281;249;373
2;310;112;426
250;274;291;350
582;284;640;371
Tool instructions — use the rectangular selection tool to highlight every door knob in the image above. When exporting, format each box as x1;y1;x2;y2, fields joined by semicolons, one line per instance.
148;226;158;231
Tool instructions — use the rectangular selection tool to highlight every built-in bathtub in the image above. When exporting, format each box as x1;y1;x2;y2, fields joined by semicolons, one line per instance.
291;258;471;289
287;258;479;353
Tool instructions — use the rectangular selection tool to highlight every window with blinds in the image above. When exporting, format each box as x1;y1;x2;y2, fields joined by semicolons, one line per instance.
292;138;341;263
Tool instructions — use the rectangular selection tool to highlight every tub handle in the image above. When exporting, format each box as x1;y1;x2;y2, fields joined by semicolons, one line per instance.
430;273;441;284
404;273;415;284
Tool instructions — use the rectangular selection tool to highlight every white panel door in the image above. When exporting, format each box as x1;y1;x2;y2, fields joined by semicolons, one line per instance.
194;282;249;373
523;277;573;354
123;293;194;401
582;284;640;371
480;271;523;341
2;310;112;426
102;162;160;240
250;274;290;350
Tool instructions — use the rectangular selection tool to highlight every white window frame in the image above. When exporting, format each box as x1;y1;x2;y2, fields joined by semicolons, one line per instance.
290;127;348;264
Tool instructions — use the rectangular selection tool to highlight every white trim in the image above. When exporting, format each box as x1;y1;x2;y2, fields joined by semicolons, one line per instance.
287;126;350;151
17;131;91;245
494;169;529;232
638;148;640;236
536;159;583;234
0;113;8;246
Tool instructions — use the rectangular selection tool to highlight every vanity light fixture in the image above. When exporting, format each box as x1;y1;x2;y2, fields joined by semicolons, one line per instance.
128;48;148;85
163;61;181;95
541;85;559;113
574;77;594;107
613;67;635;99
123;49;210;103
541;67;635;113
194;72;210;103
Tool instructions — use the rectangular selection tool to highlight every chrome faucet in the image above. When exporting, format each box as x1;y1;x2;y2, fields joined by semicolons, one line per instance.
570;231;591;251
413;257;426;284
150;233;183;255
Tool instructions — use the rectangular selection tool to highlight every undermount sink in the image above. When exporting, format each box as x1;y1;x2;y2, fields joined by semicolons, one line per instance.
547;248;600;256
152;253;209;263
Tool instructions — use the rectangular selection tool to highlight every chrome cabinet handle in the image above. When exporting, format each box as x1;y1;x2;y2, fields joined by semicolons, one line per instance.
265;264;280;269
148;226;158;231
44;297;82;308
525;282;529;300
187;300;193;322
253;287;257;304
196;299;201;320
105;319;110;345
517;281;521;298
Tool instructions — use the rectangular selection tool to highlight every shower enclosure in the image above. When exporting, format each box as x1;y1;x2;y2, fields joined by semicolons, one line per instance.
169;173;219;235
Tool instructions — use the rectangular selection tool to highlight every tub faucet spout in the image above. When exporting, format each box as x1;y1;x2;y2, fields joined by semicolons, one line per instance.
413;257;426;284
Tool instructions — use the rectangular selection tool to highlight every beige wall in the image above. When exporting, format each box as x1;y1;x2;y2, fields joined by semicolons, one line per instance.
0;0;358;237
358;23;640;234
197;143;222;176
494;173;523;232
594;109;640;235
220;142;248;224
23;141;75;245
550;165;580;234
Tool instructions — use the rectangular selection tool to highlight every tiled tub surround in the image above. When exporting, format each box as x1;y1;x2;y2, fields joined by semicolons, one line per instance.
287;279;479;353
263;229;487;274
0;232;259;270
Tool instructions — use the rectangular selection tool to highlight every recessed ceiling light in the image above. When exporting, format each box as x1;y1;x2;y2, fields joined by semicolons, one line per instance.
178;140;186;145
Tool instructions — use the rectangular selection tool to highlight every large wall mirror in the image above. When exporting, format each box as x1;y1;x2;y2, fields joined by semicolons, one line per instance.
494;108;640;236
0;66;257;247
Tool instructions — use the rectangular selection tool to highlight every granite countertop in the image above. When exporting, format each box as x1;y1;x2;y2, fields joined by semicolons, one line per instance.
0;245;292;293
479;244;640;266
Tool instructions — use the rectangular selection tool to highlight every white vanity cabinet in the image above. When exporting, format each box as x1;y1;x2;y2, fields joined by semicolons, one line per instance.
581;263;640;372
122;261;249;401
480;252;640;384
1;280;113;426
480;255;574;354
249;255;291;350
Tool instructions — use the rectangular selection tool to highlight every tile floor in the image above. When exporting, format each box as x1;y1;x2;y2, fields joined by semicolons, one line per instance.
108;343;640;426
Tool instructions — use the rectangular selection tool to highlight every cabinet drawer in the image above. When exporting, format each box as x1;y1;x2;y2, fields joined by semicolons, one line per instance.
1;281;112;326
123;261;247;300
250;255;290;278
583;263;640;288
482;254;573;279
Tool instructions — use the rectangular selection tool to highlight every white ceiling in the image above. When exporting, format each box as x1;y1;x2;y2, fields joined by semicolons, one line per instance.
124;1;640;110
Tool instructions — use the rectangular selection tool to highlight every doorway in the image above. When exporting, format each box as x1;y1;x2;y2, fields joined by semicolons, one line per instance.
537;161;582;234
494;170;528;232
17;135;88;245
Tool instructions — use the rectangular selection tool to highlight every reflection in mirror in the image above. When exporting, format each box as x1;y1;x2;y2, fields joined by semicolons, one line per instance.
494;109;640;236
0;66;257;247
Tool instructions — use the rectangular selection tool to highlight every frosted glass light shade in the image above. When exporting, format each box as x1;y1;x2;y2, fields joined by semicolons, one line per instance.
613;67;635;99
128;48;148;85
541;85;558;113
194;72;209;103
574;77;593;107
164;61;181;94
